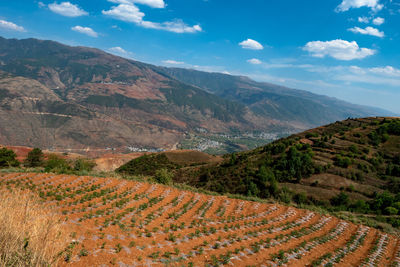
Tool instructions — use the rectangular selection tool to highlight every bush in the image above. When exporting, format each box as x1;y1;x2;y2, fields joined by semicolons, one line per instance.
154;168;174;185
393;201;400;211
24;148;44;167
44;154;72;173
330;192;349;207
387;121;400;135
351;200;370;213
293;192;308;204
349;145;358;154
0;148;19;168
334;155;352;168
74;158;96;172
384;207;398;215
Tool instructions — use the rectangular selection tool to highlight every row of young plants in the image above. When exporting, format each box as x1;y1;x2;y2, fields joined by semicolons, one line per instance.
312;226;369;266
269;220;349;266
76;205;300;264
136;211;315;265
361;233;389;266
199;214;330;266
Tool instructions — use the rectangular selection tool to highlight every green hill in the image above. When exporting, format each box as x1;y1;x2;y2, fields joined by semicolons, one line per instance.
118;117;400;227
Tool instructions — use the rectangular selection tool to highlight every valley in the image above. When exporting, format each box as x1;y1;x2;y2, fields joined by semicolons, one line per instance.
0;37;392;153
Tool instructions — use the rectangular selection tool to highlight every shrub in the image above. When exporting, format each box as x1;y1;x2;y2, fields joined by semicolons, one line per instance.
330;192;349;207
293;192;308;204
44;154;72;173
334;155;352;168
384;207;398;215
349;145;358;154
74;158;96;172
387;121;400;135
393;202;400;211
154;168;174;185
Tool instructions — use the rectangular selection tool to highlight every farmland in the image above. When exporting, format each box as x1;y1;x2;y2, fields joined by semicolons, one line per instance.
1;172;399;266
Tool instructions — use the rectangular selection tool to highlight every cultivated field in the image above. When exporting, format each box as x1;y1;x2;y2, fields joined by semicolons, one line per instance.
1;172;399;266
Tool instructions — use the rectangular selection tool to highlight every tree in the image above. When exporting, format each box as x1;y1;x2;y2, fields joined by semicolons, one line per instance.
0;148;19;168
258;166;279;197
247;182;260;197
24;148;44;167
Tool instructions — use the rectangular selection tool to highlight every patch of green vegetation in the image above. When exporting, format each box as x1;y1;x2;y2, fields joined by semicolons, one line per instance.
0;148;19;168
117;153;180;176
24;148;44;167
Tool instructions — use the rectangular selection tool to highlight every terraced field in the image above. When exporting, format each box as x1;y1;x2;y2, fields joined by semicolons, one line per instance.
1;172;399;266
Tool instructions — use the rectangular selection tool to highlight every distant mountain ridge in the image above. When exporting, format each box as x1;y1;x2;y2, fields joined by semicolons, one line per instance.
0;36;392;151
161;67;393;127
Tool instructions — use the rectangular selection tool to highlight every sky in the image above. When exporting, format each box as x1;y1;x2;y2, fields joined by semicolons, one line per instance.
0;0;400;113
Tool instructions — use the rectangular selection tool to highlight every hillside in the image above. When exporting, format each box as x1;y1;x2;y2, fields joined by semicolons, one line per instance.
118;117;400;227
1;172;399;266
0;37;275;151
0;37;392;153
161;68;392;128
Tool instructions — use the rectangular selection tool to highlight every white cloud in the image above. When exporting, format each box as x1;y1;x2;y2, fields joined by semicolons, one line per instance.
71;26;98;37
108;0;165;8
247;58;262;65
141;20;202;33
38;1;46;8
102;3;201;33
239;39;264;50
336;0;383;12
348;26;384;37
358;16;370;23
303;39;376;60
372;17;385;25
162;60;184;65
103;4;144;23
0;19;25;32
48;2;88;17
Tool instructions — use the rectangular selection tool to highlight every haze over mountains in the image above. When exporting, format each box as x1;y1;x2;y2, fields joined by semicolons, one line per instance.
0;37;393;152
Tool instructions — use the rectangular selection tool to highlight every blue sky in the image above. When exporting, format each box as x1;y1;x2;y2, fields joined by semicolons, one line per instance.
0;0;399;113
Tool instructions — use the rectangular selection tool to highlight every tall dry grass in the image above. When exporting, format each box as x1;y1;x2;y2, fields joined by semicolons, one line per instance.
0;189;69;266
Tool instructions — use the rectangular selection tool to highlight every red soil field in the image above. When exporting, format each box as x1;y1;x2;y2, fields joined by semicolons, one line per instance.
0;172;399;266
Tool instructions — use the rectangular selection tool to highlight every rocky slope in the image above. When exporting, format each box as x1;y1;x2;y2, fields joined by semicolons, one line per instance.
0;37;392;151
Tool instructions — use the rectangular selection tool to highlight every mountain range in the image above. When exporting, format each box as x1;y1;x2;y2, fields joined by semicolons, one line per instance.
0;37;393;152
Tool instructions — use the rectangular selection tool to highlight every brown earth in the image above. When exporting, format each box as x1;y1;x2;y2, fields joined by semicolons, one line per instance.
0;172;398;266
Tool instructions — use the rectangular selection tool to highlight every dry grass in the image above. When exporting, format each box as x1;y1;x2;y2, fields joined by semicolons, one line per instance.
0;189;69;266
